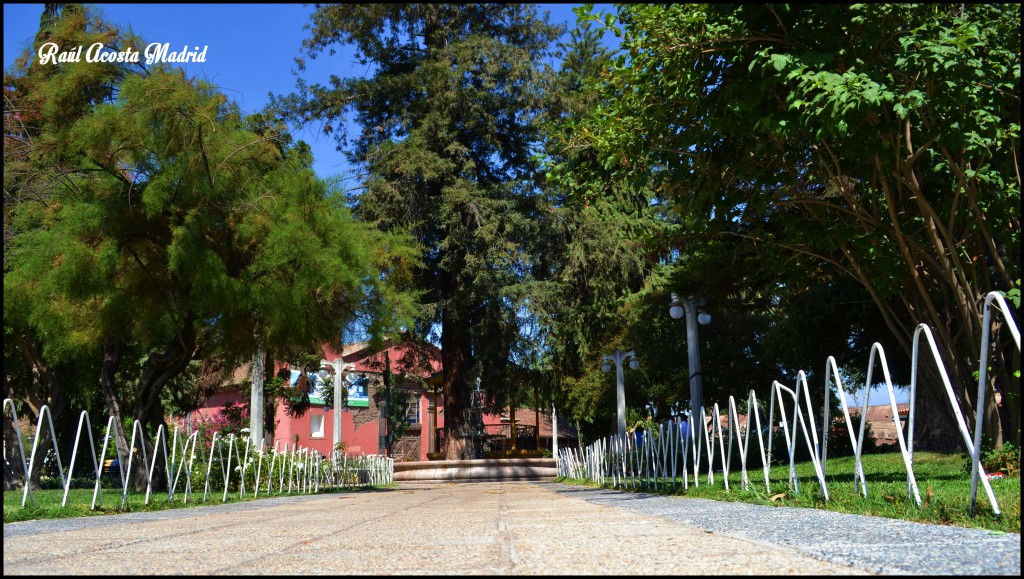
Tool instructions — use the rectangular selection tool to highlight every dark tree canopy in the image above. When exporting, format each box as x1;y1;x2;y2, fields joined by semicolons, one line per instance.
553;4;1020;449
274;4;563;458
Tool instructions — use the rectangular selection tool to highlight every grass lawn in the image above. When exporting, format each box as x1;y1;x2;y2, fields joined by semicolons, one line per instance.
558;451;1020;534
3;481;385;524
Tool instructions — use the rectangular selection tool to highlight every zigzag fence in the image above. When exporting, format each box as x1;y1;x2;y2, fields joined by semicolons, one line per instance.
2;402;394;511
559;291;1019;517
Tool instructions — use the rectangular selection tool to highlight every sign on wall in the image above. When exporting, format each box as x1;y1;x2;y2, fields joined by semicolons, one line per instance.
288;368;370;408
346;374;370;407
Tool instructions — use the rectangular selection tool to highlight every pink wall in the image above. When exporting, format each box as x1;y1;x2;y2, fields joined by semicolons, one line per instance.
187;389;565;461
184;342;575;460
189;390;383;456
318;341;442;458
271;403;380;456
189;341;444;459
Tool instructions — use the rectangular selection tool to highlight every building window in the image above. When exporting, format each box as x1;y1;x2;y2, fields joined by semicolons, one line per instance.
310;414;325;438
404;396;420;424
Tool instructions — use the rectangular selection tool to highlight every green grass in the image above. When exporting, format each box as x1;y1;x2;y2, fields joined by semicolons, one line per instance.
558;451;1020;534
3;481;390;524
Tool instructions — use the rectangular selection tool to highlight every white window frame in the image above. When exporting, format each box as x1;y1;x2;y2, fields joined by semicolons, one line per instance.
404;395;421;424
310;413;325;438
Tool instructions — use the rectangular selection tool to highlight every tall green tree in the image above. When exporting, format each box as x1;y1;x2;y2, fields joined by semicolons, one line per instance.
559;4;1020;449
533;17;682;440
273;4;562;458
4;5;417;487
4;3;143;488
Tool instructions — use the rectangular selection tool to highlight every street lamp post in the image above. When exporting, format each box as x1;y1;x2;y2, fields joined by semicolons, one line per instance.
669;293;711;448
319;361;351;453
602;350;639;441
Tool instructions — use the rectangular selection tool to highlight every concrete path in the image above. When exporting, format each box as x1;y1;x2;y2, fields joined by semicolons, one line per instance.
3;481;1019;575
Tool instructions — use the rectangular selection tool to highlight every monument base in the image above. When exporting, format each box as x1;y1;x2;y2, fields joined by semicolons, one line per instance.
393;457;557;482
484;449;545;459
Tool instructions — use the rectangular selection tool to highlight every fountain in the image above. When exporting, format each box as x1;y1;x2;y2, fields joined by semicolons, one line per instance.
393;377;556;481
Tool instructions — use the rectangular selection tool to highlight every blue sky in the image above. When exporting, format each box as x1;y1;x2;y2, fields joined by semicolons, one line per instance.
3;3;613;180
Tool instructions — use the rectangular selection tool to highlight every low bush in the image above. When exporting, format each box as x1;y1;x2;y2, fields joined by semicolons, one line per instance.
962;441;1020;478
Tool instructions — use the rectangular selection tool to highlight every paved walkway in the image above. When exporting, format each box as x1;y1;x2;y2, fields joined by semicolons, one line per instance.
3;481;1019;575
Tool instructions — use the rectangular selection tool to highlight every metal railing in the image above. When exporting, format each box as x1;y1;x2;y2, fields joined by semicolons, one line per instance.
483;423;539;451
3;403;394;511
559;291;1019;517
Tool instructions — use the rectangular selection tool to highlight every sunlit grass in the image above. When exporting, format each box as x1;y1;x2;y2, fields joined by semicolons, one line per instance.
558;451;1020;534
4;485;248;523
3;481;388;524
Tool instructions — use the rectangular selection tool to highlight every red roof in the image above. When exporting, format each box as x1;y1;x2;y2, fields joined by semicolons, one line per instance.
847;403;910;422
322;339;442;379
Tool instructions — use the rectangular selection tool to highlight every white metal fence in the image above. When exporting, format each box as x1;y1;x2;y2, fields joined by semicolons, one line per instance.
3;402;394;511
559;291;1019;516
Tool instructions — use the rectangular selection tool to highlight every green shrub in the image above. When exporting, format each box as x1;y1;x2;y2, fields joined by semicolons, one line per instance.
37;477;62;490
826;416;879;457
963;441;1020;478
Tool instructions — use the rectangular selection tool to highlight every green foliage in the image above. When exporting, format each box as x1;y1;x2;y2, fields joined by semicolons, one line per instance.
533;18;683;436
4;6;419;443
626;408;656;435
557;3;1021;450
187;402;251;495
962;441;1020;478
1001;280;1021;310
35;476;97;490
273;5;564;450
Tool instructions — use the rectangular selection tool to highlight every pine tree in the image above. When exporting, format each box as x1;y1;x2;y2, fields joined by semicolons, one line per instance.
274;5;562;458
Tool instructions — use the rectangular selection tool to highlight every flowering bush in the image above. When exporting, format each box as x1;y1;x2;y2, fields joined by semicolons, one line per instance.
174;400;255;494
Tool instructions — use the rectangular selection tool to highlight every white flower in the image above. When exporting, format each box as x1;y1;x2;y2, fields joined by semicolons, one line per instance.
240;428;250;433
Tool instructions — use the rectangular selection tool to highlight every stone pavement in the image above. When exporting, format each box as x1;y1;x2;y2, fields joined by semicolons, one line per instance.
3;481;1019;575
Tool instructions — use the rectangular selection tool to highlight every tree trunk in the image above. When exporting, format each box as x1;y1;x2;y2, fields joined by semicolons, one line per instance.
1004;345;1021;447
99;340;132;486
904;319;968;452
837;236;969;452
12;327;64;490
3;380;26;490
912;365;966;451
976;319;1018;450
441;268;474;460
263;349;278;440
250;342;265;451
937;307;1014;454
383;348;392;456
131;322;197;492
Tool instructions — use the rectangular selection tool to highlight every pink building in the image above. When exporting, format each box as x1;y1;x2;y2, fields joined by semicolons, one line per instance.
182;339;578;460
185;339;443;460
